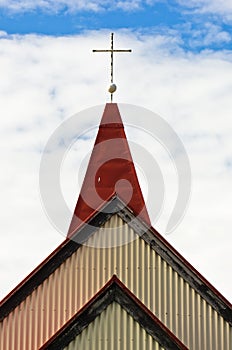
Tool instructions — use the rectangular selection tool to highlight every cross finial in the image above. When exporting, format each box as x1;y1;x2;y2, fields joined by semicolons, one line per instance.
93;33;132;102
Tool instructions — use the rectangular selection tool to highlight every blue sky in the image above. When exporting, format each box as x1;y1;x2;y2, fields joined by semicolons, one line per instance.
0;0;232;51
0;2;183;34
0;0;232;302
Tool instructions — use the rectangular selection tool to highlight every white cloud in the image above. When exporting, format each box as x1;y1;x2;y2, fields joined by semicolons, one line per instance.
0;0;232;18
0;0;157;13
178;0;232;19
187;22;231;47
0;30;7;37
115;0;143;11
0;30;232;303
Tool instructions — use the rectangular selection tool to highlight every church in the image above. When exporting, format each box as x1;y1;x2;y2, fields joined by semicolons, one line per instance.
0;35;231;350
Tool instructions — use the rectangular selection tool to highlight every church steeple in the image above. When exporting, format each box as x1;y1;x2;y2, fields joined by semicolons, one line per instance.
67;103;150;238
1;33;232;350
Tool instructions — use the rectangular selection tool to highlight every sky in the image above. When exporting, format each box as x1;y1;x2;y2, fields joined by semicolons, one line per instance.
0;0;232;303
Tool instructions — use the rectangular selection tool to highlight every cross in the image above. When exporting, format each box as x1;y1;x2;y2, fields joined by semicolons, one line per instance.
93;33;132;102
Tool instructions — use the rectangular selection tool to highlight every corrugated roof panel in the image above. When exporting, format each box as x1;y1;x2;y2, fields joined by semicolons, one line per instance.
1;215;231;349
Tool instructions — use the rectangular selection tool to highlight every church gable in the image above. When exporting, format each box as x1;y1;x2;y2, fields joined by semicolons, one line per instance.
62;303;164;350
63;302;163;350
1;206;231;350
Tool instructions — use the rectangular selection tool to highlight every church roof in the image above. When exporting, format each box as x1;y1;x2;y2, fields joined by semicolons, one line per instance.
39;275;188;350
67;103;151;237
1;103;232;350
1;195;231;325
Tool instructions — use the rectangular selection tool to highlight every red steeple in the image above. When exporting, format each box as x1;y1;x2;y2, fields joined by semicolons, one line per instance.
67;103;150;237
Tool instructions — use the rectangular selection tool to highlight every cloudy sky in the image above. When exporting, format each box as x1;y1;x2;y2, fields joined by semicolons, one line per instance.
0;0;232;302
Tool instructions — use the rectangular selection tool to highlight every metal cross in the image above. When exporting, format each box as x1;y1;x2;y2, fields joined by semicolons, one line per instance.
93;33;132;102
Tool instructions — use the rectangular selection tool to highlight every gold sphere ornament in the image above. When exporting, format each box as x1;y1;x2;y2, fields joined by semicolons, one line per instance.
108;83;117;93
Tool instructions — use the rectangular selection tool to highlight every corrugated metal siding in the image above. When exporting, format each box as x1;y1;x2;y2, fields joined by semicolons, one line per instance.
0;215;231;349
64;302;164;350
